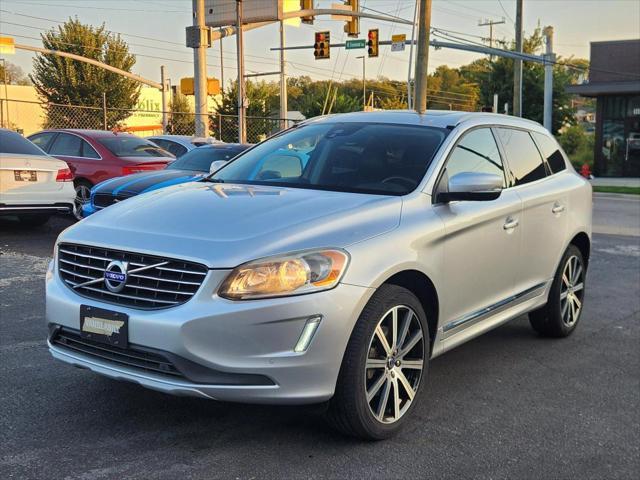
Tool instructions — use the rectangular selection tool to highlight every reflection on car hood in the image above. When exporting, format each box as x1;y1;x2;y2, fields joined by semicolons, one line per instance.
62;182;402;268
93;170;204;196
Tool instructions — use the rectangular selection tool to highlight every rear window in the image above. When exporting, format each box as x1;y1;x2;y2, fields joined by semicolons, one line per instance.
168;147;246;172
532;132;567;173
0;130;46;156
496;128;547;185
98;136;173;158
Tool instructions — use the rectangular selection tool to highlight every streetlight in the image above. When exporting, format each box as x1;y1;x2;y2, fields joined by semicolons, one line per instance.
356;55;365;110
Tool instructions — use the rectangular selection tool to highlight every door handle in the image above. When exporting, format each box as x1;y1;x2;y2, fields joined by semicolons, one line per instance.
503;217;519;230
552;203;565;214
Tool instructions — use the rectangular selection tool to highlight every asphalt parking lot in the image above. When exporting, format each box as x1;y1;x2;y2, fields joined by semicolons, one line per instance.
1;193;639;480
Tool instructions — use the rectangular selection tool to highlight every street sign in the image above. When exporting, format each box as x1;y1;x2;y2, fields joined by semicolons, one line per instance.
345;39;366;50
391;34;406;52
0;36;15;55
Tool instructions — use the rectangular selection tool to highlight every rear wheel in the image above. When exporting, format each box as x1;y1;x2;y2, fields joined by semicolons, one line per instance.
326;284;429;440
17;214;50;227
74;180;92;220
529;244;586;337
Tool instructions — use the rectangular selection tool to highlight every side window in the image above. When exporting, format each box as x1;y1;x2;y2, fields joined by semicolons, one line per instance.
166;142;188;157
255;153;303;180
49;133;83;157
81;140;100;159
29;132;57;152
497;128;547;185
532;132;567;173
444;128;506;187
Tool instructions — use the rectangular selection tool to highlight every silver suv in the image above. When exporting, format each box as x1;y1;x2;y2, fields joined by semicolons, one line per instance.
46;111;592;439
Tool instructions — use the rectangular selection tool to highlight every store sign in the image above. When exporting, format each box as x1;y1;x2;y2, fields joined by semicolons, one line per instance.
391;34;406;52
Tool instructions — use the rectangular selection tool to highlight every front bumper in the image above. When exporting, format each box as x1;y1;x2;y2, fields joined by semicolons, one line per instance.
46;263;373;404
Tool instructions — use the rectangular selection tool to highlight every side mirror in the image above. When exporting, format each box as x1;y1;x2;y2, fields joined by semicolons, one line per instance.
437;172;503;203
209;160;228;174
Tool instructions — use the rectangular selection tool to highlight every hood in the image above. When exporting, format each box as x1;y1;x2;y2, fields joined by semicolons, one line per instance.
93;170;202;196
62;181;401;268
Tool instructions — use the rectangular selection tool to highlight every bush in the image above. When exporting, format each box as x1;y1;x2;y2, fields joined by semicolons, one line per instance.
558;125;586;155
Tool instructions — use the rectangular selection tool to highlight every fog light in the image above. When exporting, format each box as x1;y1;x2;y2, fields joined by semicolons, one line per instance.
294;315;322;353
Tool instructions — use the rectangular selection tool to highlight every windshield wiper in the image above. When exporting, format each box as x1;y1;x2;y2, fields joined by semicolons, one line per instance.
202;177;225;183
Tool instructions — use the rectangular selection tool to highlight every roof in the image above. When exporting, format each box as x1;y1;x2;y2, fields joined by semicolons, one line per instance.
567;81;640;97
42;129;137;138
200;143;252;149
305;110;544;130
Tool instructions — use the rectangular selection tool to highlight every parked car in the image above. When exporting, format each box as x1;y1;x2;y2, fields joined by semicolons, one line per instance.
46;111;592;439
145;135;222;158
82;143;251;217
28;129;173;217
0;129;75;226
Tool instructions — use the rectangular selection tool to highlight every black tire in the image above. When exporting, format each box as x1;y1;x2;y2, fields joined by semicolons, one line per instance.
74;179;92;220
326;284;429;440
529;244;586;338
17;214;50;227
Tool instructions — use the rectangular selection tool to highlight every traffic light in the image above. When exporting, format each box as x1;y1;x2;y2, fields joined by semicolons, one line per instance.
343;0;359;37
300;0;314;25
314;31;330;60
367;29;379;57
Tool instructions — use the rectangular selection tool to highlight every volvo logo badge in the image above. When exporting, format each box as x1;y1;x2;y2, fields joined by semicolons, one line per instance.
104;260;128;293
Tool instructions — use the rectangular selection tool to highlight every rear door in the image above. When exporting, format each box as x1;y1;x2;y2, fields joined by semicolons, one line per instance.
496;128;569;294
433;127;522;336
48;132;101;180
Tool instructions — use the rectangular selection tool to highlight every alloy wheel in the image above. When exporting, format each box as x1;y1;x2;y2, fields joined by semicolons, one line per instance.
74;184;91;219
560;255;584;327
364;305;425;424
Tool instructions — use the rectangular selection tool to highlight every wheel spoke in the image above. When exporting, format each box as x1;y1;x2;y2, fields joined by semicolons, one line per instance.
572;282;584;293
366;358;387;369
400;359;423;370
375;325;392;356
392;378;401;420
572;263;583;285
562;273;571;288
397;310;412;351
398;330;422;359
391;308;398;351
572;295;582;309
375;378;391;420
566;259;573;285
560;290;569;300
396;369;415;401
561;298;570;321
367;372;387;402
569;298;578;323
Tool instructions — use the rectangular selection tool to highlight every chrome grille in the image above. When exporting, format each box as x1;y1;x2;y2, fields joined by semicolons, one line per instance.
58;243;208;309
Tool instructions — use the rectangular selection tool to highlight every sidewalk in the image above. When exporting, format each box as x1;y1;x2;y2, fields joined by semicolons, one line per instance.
590;177;640;187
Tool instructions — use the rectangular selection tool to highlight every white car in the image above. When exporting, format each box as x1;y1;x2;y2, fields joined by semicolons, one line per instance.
0;129;75;226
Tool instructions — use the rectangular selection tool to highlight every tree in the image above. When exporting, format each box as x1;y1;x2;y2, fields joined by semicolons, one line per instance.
0;61;31;85
167;93;194;136
31;18;140;129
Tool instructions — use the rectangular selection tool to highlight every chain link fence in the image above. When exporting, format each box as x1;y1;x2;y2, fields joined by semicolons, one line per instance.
0;98;298;143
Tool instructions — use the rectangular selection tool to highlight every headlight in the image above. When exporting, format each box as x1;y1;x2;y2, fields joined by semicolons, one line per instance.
218;249;349;300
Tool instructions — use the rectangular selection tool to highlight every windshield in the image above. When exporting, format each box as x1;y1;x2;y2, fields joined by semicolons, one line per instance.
98;136;173;158
0;130;47;156
211;122;447;195
167;147;246;172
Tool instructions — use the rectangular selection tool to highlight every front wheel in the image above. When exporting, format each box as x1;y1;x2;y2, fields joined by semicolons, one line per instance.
326;284;429;440
74;180;92;220
529;244;586;337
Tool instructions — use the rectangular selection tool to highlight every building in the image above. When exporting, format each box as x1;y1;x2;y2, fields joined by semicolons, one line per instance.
567;39;640;177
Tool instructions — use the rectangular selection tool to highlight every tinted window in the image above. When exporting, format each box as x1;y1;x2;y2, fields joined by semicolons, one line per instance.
444;128;506;187
532;132;567;173
164;141;188;157
28;132;57;152
497;128;547;185
168;147;245;172
212;123;447;195
0;130;47;155
98;136;173;157
49;133;83;157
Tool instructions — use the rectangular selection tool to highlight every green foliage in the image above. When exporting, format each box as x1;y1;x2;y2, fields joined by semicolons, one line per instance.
0;61;31;85
166;93;194;136
558;124;594;168
31;18;140;129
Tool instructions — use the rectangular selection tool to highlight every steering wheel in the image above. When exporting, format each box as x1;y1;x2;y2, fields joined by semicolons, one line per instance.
381;176;417;190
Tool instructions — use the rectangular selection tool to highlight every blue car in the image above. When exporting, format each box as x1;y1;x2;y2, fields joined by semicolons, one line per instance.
82;143;250;217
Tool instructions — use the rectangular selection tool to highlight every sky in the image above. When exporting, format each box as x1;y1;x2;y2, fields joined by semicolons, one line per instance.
1;0;639;89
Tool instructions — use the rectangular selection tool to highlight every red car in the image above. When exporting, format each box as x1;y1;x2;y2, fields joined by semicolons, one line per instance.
27;129;173;214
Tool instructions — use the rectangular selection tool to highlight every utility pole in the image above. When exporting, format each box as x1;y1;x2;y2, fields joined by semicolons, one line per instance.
513;0;523;117
192;0;208;137
407;0;419;109
478;18;505;59
236;0;247;143
543;26;555;132
414;0;432;113
279;20;287;130
220;37;224;92
357;55;365;110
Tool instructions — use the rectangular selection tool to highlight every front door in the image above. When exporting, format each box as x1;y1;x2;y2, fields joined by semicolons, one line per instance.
624;117;640;177
433;127;522;336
